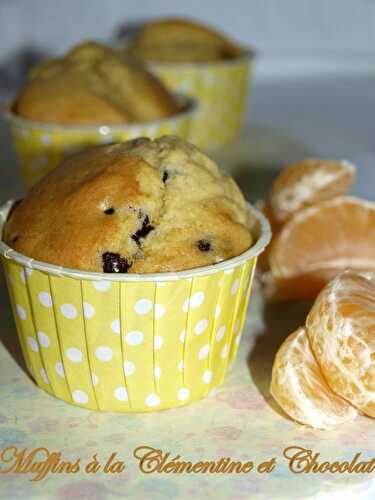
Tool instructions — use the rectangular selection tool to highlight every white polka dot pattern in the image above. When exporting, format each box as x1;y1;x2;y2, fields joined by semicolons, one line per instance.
199;344;210;360
55;362;65;378
123;361;135;376
179;330;186;343
40;368;49;384
93;281;111;292
203;370;212;384
2;251;257;412
66;347;83;363
221;344;229;359
194;319;208;335
154;336;163;350
231;279;240;295
95;346;113;362
16;304;26;320
145;393;160;407
28;336;39;352
37;331;50;348
154;304;165;319
126;331;144;346
216;326;226;343
60;303;77;319
38;292;52;308
114;386;128;401
177;388;190;401
83;302;95;319
111;319;120;334
72;390;89;404
134;299;152;315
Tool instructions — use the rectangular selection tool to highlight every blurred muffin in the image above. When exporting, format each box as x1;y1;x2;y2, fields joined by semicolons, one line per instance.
126;17;244;63
4;136;253;273
14;41;180;124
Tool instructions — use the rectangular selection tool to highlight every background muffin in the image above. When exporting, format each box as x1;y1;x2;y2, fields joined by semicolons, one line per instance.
14;41;180;124
118;17;253;150
126;17;244;63
4;136;253;273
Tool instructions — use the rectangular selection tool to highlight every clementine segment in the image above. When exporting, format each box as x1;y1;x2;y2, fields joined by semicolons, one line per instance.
306;272;375;418
270;326;357;429
270;159;356;223
269;197;375;300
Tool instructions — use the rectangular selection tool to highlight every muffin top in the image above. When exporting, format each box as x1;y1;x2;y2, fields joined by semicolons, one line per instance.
14;42;180;124
3;136;253;274
125;17;244;63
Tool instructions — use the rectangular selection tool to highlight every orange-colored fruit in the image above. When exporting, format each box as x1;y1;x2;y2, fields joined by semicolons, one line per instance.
269;196;375;300
306;272;375;417
270;326;357;429
256;201;280;272
270;158;356;223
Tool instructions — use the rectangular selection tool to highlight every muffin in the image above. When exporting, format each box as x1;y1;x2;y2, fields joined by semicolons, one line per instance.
126;17;244;63
14;41;180;124
119;17;254;149
4;136;253;273
0;137;270;413
7;42;197;188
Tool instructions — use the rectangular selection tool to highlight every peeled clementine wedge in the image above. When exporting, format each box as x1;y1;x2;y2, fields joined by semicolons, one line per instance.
270;326;358;429
270;158;356;223
306;272;375;418
269;196;375;300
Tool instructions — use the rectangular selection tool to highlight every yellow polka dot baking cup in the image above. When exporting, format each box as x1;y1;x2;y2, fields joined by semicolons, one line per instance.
4;95;197;188
0;201;270;413
148;52;254;150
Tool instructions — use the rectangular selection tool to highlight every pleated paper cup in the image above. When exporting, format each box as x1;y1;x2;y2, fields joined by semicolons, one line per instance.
3;94;197;188
0;201;270;413
147;51;254;150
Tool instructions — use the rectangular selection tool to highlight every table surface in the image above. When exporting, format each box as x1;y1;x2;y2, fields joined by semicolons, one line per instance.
0;75;374;500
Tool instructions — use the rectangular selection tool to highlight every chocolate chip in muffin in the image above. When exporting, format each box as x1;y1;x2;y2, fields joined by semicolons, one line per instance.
11;235;19;243
104;207;115;215
197;239;211;252
131;215;154;245
102;252;131;273
162;171;169;183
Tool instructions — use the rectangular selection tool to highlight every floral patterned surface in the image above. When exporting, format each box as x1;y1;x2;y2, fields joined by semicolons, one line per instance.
1;272;375;500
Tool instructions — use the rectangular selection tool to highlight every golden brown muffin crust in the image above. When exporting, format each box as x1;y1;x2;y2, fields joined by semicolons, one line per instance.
127;17;244;63
15;41;180;124
3;137;253;273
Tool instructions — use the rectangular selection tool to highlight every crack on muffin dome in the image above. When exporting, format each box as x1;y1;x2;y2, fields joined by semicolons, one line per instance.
102;252;132;273
197;239;211;252
131;214;154;246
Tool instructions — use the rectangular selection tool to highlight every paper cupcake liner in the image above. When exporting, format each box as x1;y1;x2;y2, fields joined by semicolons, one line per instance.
149;52;254;150
0;201;270;412
3;94;197;188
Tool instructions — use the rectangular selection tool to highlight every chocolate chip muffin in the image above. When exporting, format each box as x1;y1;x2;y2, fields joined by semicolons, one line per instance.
125;17;244;63
14;42;180;124
3;136;253;273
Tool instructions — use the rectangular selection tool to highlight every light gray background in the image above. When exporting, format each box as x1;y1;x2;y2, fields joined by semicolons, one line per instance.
0;0;375;94
0;0;374;202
